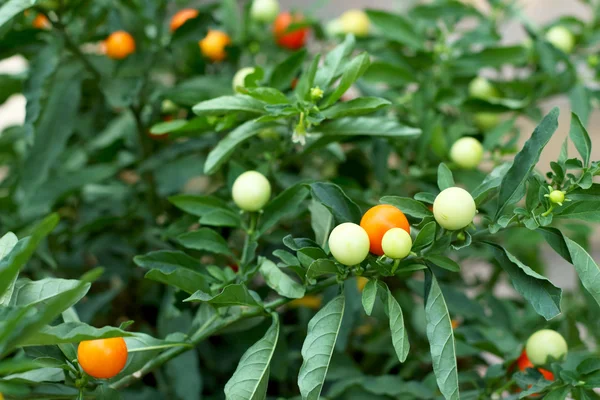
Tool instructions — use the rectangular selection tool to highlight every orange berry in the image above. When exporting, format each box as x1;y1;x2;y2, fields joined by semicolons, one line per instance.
77;338;128;379
33;14;51;29
516;349;555;381
273;12;308;50
170;9;199;32
360;204;410;256
199;30;231;62
105;31;136;60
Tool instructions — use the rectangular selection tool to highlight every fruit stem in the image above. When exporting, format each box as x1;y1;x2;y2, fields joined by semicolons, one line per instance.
391;259;400;274
541;205;554;217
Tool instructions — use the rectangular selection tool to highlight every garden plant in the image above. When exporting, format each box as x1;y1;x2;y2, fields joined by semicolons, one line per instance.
0;0;600;399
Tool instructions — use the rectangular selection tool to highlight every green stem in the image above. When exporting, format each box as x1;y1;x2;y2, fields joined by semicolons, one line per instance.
541;204;554;217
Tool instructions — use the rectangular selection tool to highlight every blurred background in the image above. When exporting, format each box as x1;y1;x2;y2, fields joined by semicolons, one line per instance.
1;0;598;291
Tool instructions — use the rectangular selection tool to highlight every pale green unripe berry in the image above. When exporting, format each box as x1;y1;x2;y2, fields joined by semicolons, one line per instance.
433;187;476;231
325;18;343;37
328;223;370;266
473;112;500;131
339;9;370;37
232;171;271;211
526;329;568;366
381;228;412;259
545;26;575;54
468;77;499;99
250;0;279;22
548;190;565;204
232;67;255;93
450;137;483;169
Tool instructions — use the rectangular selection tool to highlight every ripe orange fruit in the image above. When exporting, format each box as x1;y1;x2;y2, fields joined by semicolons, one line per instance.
360;204;410;256
77;338;128;379
170;9;198;32
516;350;554;381
105;31;136;60
33;14;51;29
199;30;231;62
273;12;308;50
289;295;322;310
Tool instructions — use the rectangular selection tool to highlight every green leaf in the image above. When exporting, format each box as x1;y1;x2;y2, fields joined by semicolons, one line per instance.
169;194;232;216
220;0;242;42
306;259;339;281
569;112;592;167
177;228;232;256
424;270;459;400
259;258;305;299
19;323;132;346
471;162;512;205
149;117;211;137
204;120;271;174
555;202;600;222
453;46;528;74
412;222;437;251
224;315;280;400
322;52;370;107
437;163;455;191
362;61;414;85
0;232;18;306
314;35;355;89
298;295;345;400
134;250;211;294
310;182;362;224
318;117;421;138
184;284;261;307
0;0;37;29
270;50;307;91
295;54;321;101
383;285;410;363
361;279;377;316
495;107;559;219
365;10;423;50
379;197;432;219
9;278;86;307
486;243;561;320
425;255;460;273
569;83;590;127
321;97;391;119
244;87;290;105
309;200;334;249
258;183;310;236
192;95;266;116
200;209;242;228
0;214;59;299
539;228;600;310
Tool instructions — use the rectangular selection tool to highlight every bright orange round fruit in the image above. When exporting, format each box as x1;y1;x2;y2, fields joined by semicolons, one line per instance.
77;337;128;379
33;14;51;29
170;9;198;32
516;350;554;381
199;30;231;62
360;204;410;256
273;12;308;50
105;31;136;60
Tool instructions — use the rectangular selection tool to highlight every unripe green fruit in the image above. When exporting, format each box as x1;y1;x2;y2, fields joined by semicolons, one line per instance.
545;26;575;54
161;99;178;114
450;137;483;169
548;190;565;204
526;329;568;366
325;19;343;37
232;67;256;93
250;0;279;22
473;112;500;131
232;171;271;211
468;77;499;100
339;9;370;37
328;223;370;266
433;187;476;231
381;228;412;259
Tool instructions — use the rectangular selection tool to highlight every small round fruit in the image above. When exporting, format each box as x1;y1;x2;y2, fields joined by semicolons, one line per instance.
339;9;370;37
250;0;279;23
161;99;178;114
328;223;370;266
325;18;343;37
468;76;499;100
273;12;308;50
545;26;575;54
232;67;255;92
516;350;555;381
77;338;128;379
360;204;410;256
105;31;136;60
170;9;198;32
450;137;483;169
289;294;322;309
548;190;565;204
199;30;231;62
381;228;412;259
526;329;568;366
33;14;51;29
433;187;476;231
232;171;271;212
473;112;500;131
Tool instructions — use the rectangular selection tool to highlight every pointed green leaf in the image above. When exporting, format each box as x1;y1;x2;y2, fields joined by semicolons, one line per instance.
437;163;455;191
306;259;339;281
555;202;600;222
177;228;232;256
0;0;38;30
19;322;133;346
309;200;334;249
184;284;261;308
270;50;307;91
318;117;421;138
569;112;592;167
424;270;459;400
314;35;355;89
322;52;370;107
380;196;432;219
412;222;437;251
321;97;391;119
258;183;310;236
384;285;410;362
310;182;362;224
361;279;377;316
259;258;305;299
192;95;266;116
298;295;345;400
365;10;423;50
426;255;460;273
225;314;280;400
296;54;321;101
